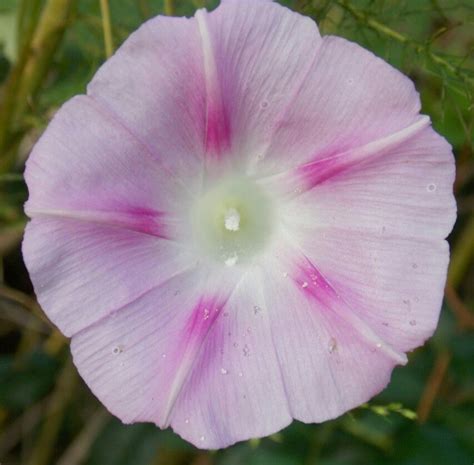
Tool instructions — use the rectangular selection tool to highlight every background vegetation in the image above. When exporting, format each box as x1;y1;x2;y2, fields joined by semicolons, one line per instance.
0;0;473;464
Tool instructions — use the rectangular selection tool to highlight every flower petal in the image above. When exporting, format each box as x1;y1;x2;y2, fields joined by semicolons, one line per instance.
23;217;194;336
168;271;292;448
282;126;456;241
256;247;406;424
278;126;456;353
87;15;206;178
70;268;292;448
25;95;194;239
202;0;322;167
257;35;422;175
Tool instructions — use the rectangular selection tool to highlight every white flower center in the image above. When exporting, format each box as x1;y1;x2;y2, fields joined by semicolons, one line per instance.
192;176;274;266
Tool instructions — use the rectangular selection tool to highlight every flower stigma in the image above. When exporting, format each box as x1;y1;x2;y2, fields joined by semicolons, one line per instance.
224;207;240;232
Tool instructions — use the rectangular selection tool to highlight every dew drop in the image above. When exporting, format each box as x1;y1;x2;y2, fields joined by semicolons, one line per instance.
409;320;417;326
112;345;123;355
427;183;437;192
243;344;250;357
238;371;243;377
376;343;382;348
220;367;228;375
412;263;418;269
283;272;288;278
185;418;190;424
260;100;269;109
302;281;309;289
233;342;238;348
161;353;167;359
203;308;210;320
253;305;262;315
328;337;337;353
200;435;205;442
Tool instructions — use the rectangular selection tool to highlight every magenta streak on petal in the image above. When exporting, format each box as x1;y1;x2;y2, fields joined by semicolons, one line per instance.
160;295;227;426
298;116;430;190
292;256;407;365
196;9;231;160
25;206;170;240
263;116;430;197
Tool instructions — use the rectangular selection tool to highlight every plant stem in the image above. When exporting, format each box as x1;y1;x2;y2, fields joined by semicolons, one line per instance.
26;359;77;465
164;0;175;16
0;0;77;172
99;0;114;58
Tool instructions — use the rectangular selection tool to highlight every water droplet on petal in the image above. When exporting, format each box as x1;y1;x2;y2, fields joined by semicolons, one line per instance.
238;371;243;377
260;100;269;109
376;343;382;348
185;418;190;424
409;320;417;326
328;337;337;353
302;282;308;289
253;305;261;315
200;435;205;442
243;344;250;357
112;345;123;355
412;263;418;269
427;183;437;192
203;308;210;320
220;367;228;375
283;272;288;278
161;353;167;359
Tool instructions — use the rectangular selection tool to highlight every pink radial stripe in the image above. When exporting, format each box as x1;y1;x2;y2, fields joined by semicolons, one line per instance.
259;115;430;198
196;9;231;161
25;207;170;240
23;217;196;337
70;269;239;431
291;255;407;365
160;294;229;426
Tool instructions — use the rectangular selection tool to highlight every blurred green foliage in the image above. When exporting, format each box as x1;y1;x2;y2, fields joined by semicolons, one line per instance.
0;0;473;464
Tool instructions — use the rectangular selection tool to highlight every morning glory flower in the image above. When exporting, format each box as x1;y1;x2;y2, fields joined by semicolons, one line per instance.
22;0;456;449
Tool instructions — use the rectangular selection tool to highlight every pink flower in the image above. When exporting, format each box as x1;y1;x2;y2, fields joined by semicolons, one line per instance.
23;0;456;449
